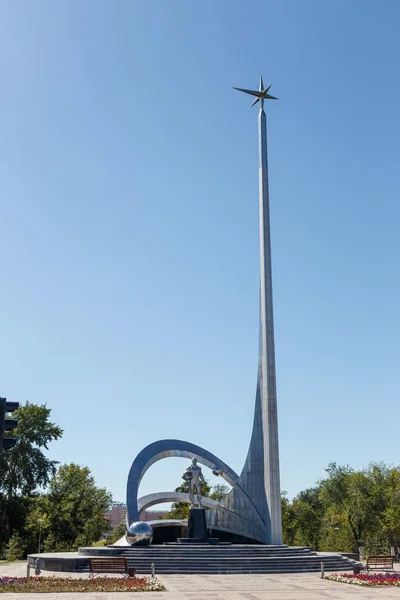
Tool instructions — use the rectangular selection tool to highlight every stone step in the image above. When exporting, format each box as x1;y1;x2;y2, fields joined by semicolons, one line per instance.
120;554;344;561
122;559;354;568
80;551;345;562
114;545;311;551
119;549;315;557
78;564;353;574
79;545;315;556
120;547;313;552
73;544;357;575
124;561;352;569
118;544;312;552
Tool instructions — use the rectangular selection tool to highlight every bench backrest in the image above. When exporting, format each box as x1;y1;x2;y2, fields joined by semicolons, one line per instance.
366;556;394;567
89;557;127;572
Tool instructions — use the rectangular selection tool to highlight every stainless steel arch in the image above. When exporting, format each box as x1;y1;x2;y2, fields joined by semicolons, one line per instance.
138;491;221;514
126;439;267;542
127;439;239;523
138;492;265;539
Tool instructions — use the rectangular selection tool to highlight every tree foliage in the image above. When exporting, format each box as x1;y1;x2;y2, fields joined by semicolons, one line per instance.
0;402;63;498
282;462;400;554
0;402;63;548
210;484;230;501
0;403;114;558
6;532;25;561
43;463;112;551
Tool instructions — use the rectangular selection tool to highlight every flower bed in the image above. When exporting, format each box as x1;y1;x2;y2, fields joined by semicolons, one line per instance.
0;575;166;593
325;572;400;586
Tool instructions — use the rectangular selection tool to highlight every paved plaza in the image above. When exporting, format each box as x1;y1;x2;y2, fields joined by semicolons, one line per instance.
2;561;400;599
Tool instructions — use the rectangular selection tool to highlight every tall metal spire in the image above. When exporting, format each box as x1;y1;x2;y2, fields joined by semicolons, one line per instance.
124;76;284;548
233;75;282;544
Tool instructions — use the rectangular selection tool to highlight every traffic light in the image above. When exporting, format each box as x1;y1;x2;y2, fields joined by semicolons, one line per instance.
0;398;19;451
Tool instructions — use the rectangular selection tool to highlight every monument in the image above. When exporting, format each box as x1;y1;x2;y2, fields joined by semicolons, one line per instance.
26;75;361;574
126;76;283;545
176;459;220;544
182;458;206;507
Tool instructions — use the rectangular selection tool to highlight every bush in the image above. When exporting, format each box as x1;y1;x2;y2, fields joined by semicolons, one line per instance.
6;533;25;561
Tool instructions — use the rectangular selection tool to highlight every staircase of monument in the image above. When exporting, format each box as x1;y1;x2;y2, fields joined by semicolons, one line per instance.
112;544;358;574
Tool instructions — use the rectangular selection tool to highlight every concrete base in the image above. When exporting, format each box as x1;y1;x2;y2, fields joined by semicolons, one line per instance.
29;545;361;574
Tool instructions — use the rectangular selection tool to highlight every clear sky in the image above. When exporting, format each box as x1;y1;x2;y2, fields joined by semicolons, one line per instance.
1;0;399;505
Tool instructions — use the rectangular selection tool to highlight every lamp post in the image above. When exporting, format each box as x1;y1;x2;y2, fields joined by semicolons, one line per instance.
37;519;44;554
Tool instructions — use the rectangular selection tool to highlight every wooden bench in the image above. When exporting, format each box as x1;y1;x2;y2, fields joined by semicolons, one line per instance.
365;556;394;571
88;557;135;578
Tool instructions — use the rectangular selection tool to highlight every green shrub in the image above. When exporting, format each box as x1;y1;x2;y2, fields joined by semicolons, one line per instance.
6;533;25;561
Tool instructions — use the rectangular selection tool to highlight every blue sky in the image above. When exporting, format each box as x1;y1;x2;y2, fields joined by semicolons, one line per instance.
1;0;399;505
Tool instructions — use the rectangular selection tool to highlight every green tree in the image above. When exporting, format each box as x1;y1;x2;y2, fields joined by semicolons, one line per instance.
281;488;324;549
0;402;63;546
369;463;400;553
21;494;49;555
44;464;112;551
319;463;378;552
210;484;230;501
281;491;296;546
6;532;25;561
292;487;324;550
323;516;355;552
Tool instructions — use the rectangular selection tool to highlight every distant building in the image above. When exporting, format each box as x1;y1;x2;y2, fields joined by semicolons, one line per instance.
140;509;169;522
107;504;126;528
106;504;169;528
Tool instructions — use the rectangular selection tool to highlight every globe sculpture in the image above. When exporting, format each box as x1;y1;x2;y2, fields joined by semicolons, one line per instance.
126;521;153;546
212;466;223;477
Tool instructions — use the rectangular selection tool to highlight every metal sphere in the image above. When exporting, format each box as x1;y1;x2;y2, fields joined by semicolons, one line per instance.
126;521;153;546
212;465;223;477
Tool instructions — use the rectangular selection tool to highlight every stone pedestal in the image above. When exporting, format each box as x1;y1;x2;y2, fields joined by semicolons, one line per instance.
189;507;207;539
177;507;219;544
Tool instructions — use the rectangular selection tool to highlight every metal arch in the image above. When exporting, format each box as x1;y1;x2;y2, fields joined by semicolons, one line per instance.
127;439;241;524
138;492;265;538
138;492;222;514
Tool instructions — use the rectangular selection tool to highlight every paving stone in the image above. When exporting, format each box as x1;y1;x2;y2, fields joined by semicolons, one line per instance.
2;562;400;599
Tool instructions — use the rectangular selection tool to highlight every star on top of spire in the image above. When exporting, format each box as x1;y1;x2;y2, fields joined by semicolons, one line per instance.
233;75;278;109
